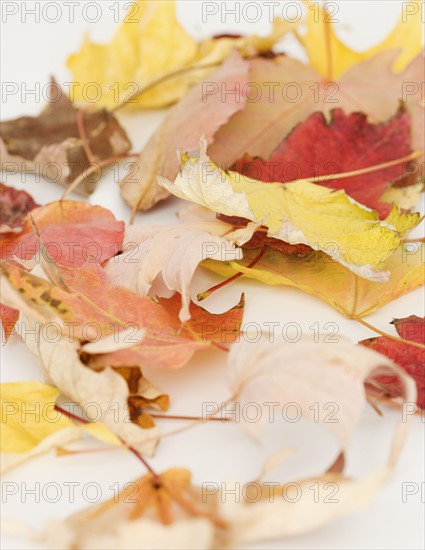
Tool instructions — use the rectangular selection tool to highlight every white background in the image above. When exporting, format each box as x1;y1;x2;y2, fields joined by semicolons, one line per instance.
1;1;424;549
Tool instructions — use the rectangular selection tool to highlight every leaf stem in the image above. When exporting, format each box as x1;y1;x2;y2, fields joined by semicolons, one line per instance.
402;237;425;244
312;151;422;183
54;403;160;480
354;316;425;350
150;413;230;422
76;109;96;164
110;61;222;114
198;247;266;301
61;153;137;199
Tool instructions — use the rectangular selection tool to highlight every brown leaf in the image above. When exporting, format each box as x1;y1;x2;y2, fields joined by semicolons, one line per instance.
0;80;131;195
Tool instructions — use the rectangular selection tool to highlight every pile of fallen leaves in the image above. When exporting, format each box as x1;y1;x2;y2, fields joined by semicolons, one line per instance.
1;1;424;548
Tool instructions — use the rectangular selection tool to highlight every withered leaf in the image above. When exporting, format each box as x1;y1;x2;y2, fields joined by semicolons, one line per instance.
0;80;131;195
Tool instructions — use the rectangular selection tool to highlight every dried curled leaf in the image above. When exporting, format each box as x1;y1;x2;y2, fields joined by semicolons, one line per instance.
12;327;161;456
0;81;131;195
34;337;417;549
226;338;415;451
159;141;420;281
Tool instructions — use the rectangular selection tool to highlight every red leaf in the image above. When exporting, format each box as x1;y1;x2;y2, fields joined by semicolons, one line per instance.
233;108;412;216
360;315;425;408
393;315;425;343
0;200;124;267
0;183;39;233
0;303;18;341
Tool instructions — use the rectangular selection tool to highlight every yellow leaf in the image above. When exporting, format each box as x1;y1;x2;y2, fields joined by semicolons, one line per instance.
298;0;423;79
1;381;119;471
67;0;293;109
202;244;425;318
159;140;420;281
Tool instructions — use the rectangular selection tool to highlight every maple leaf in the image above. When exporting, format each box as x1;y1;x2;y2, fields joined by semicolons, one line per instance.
209;51;424;171
0;258;242;451
202;244;424;319
298;0;423;79
67;0;292;110
159;141;420;281
0;183;38;233
104;216;257;322
233;107;413;216
42;467;224;549
227;337;415;450
0;381;120;473
360;316;425;408
0;200;124;267
35;338;417;549
38;466;396;549
0;261;244;370
0;200;124;341
0;80;131;196
120;52;250;212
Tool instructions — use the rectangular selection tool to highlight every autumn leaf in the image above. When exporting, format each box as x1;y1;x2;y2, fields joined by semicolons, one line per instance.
209;51;424;170
226;337;415;451
120;52;250;212
41;467;223;549
9;326;162;456
0;200;124;340
0;254;244;450
233;107;414;216
0;183;39;233
159;141;420;281
0;381;120;473
35;337;417;549
202;244;424;319
67;0;292;110
38;466;395;549
104;215;257;322
0;200;124;267
360;315;425;408
0;80;131;196
297;0;423;79
220;470;391;545
0;261;244;370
